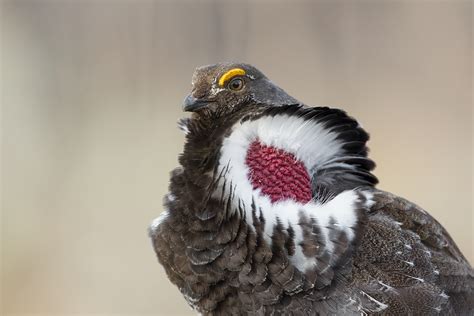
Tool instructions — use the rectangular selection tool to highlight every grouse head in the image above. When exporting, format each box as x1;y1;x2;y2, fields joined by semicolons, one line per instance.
183;62;298;116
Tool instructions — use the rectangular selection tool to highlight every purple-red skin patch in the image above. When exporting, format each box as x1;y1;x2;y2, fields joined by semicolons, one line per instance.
245;141;312;204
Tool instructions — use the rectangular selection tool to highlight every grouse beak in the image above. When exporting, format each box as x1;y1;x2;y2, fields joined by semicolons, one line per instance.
183;94;210;112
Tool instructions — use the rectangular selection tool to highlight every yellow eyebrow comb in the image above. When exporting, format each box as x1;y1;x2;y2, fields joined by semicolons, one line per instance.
218;68;246;87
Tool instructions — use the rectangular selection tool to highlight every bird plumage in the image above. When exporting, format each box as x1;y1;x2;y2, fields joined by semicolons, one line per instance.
149;63;473;315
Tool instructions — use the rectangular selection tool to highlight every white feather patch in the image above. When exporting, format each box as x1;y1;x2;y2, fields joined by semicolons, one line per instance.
215;113;371;272
149;210;169;237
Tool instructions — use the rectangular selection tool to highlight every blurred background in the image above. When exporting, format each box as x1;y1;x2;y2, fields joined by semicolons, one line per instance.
1;0;472;315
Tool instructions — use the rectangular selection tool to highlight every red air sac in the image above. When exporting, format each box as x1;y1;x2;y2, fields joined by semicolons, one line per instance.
245;141;312;203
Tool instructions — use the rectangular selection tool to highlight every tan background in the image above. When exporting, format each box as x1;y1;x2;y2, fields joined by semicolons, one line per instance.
1;1;472;315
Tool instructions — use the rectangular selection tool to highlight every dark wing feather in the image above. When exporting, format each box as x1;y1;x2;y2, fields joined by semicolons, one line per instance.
351;190;474;315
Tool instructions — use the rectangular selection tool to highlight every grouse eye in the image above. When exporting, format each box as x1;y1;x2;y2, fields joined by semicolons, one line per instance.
228;77;244;91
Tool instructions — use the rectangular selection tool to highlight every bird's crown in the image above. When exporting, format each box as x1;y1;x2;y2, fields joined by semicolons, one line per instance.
183;62;298;113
